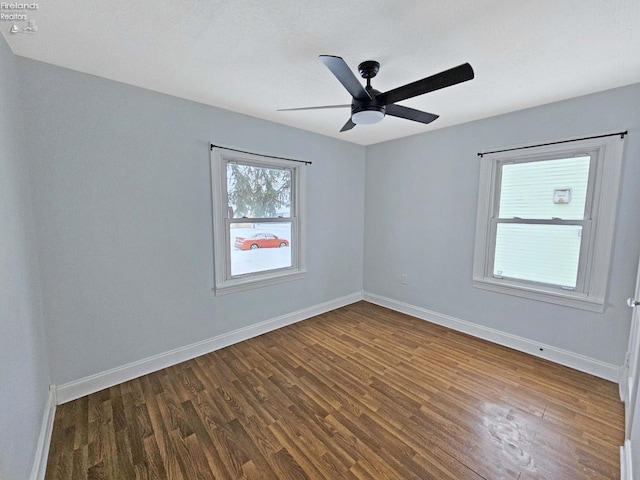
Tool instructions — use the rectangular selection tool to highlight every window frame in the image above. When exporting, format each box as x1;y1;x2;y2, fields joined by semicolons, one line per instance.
210;146;307;296
472;133;625;312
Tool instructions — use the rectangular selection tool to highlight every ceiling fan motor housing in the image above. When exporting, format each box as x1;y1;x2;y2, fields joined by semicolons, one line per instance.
351;62;385;124
351;86;386;124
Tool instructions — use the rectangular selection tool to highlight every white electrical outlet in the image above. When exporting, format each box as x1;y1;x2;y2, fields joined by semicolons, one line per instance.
401;274;408;285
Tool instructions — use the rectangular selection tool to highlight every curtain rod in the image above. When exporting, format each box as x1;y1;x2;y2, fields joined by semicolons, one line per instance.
477;130;627;158
210;143;312;165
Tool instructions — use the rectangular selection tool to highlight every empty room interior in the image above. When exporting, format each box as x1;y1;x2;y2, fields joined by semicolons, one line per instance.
2;2;640;479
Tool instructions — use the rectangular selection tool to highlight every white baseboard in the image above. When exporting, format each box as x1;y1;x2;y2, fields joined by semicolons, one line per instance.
30;386;56;480
55;292;363;404
620;440;633;480
364;292;620;382
55;290;620;404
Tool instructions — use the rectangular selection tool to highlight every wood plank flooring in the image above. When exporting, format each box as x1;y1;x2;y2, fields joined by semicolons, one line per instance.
45;301;624;479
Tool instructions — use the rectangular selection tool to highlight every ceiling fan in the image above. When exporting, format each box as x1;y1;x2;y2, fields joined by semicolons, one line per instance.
279;55;474;132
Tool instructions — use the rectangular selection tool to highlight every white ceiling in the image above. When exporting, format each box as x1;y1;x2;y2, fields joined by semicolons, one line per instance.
3;1;640;145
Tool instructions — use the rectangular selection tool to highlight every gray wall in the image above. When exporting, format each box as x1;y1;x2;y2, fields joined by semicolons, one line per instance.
364;83;640;367
17;58;366;386
0;37;50;480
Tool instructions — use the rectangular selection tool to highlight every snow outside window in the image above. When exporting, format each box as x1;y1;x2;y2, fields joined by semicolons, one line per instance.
210;146;307;295
473;133;624;312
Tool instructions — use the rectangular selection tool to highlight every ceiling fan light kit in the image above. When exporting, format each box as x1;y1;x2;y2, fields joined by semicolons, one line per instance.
279;55;475;132
352;109;385;125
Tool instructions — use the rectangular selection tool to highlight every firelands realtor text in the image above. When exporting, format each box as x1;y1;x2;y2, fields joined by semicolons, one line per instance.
1;3;38;21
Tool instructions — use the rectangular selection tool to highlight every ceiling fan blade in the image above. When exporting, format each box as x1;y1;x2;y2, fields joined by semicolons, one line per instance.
277;104;351;112
320;55;371;100
340;118;356;132
385;104;439;125
378;63;474;106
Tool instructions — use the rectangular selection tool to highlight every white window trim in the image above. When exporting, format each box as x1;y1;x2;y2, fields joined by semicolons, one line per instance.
210;145;307;296
473;132;625;312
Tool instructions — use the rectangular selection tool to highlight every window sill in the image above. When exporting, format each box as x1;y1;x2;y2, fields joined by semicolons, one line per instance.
472;276;605;313
214;269;306;296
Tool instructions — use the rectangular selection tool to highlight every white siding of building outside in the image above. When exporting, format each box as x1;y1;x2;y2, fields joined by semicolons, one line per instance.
494;156;590;287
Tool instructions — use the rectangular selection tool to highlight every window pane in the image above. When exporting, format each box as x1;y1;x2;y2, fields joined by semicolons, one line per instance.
494;223;582;288
499;156;590;220
227;163;291;218
230;223;292;277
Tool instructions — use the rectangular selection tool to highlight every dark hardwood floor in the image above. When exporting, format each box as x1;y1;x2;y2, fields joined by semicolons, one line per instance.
45;301;624;479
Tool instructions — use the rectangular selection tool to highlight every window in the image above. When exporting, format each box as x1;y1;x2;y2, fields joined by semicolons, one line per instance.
210;146;307;295
473;133;624;312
